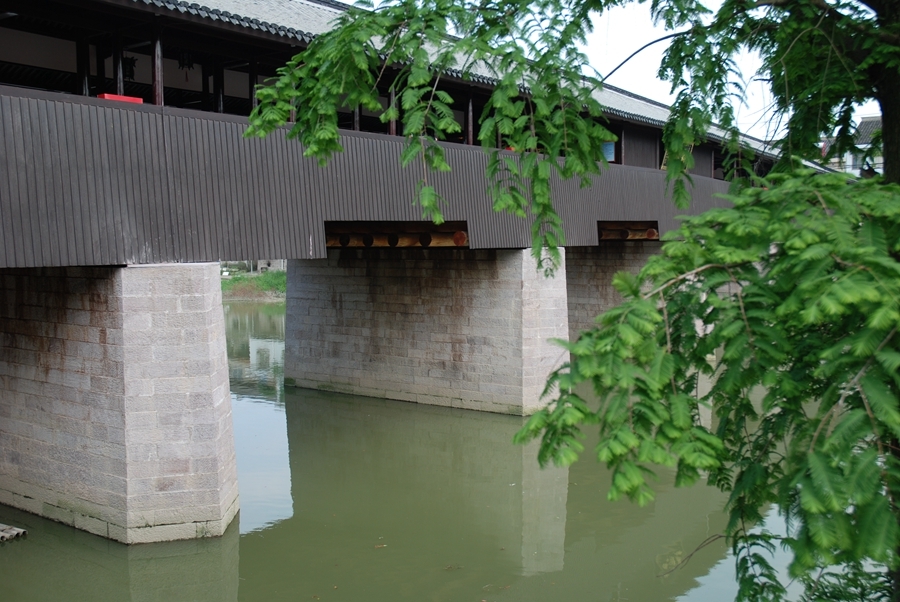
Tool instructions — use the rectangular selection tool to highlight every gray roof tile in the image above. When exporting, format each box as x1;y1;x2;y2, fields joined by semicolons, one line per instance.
123;0;773;154
856;116;881;146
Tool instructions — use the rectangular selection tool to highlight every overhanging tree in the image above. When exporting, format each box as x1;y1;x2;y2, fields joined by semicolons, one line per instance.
246;0;900;599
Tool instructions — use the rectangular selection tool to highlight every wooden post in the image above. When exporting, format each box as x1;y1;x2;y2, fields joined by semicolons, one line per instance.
214;62;224;113
201;61;210;111
76;39;90;96
389;89;397;136
466;96;474;145
151;31;164;106
113;37;124;96
95;43;107;93
353;106;360;131
248;60;258;109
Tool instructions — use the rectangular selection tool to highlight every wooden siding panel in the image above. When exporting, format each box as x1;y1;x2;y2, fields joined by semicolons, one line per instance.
150;111;174;263
56;101;80;266
88;104;113;265
196;115;222;261
691;146;714;178
117;108;140;264
36;99;62;266
262;127;285;259
248;123;271;260
70;102;99;265
123;109;148;263
13;99;40;267
0;96;24;266
623;126;660;170
26;99;52;267
0;87;732;268
163;116;186;260
293;131;323;259
93;103;124;264
283;135;303;259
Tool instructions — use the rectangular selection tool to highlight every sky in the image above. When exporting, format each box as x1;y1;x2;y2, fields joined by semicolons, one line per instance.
579;3;881;141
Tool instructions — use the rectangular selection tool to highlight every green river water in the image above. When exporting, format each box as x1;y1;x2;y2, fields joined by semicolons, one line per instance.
0;301;756;601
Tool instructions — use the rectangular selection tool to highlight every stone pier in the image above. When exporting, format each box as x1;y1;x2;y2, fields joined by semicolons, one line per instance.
565;241;662;342
0;263;238;543
285;248;569;415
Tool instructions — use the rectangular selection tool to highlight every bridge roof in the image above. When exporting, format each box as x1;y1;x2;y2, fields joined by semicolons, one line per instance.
110;4;686;121
105;0;779;156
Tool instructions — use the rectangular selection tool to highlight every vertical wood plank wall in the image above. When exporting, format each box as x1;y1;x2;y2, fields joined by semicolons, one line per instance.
0;86;731;268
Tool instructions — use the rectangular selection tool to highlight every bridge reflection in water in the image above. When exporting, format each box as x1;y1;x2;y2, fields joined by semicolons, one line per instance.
0;302;738;602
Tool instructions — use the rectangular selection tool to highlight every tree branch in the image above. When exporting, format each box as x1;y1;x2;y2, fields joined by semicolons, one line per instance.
643;264;732;300
751;0;900;46
601;30;691;83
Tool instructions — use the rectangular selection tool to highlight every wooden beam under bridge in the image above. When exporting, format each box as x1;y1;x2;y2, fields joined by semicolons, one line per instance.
324;221;469;248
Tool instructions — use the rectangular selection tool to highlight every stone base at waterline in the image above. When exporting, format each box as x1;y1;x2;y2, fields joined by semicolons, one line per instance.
285;248;569;416
0;263;239;543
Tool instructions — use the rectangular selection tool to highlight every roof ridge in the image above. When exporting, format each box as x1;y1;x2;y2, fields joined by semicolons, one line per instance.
601;82;672;111
294;0;354;12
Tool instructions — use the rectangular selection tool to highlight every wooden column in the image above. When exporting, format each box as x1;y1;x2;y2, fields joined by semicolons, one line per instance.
389;89;397;136
353;106;360;131
248;60;258;109
96;43;107;93
466;96;474;145
151;32;164;106
76;40;90;96
213;62;224;113
113;37;124;96
201;61;210;111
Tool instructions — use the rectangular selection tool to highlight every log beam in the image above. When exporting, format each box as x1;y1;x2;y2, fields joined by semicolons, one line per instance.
598;228;659;241
326;231;468;248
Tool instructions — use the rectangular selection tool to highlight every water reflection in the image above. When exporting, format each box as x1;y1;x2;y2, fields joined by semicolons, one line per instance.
0;300;741;602
0;503;239;602
226;302;286;402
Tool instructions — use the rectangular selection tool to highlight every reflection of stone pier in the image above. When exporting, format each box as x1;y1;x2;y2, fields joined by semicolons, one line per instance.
271;391;569;588
520;440;568;575
0;504;239;602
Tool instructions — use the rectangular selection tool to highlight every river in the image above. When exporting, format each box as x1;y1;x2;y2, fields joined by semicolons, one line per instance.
0;301;747;601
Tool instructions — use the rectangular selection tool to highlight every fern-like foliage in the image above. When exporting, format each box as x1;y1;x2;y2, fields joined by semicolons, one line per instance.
515;172;900;601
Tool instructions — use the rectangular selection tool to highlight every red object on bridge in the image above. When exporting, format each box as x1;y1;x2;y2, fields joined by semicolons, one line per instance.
97;93;144;104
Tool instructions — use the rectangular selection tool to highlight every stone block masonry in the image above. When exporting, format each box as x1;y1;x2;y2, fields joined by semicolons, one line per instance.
565;242;662;343
0;263;238;543
285;249;569;415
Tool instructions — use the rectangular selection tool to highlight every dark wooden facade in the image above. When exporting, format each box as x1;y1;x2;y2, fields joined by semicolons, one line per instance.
0;0;741;269
0;85;731;268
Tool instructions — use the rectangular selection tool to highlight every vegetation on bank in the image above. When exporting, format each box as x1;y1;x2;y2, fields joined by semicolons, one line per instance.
221;270;287;300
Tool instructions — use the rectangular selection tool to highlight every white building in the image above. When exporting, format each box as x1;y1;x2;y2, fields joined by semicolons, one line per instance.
824;115;883;176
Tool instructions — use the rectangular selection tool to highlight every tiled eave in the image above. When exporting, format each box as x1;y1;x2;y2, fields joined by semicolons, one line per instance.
102;0;320;43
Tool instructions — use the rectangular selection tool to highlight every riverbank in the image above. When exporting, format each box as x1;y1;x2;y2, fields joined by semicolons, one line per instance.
221;270;286;301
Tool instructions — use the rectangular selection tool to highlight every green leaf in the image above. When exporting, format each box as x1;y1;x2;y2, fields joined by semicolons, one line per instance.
860;374;900;437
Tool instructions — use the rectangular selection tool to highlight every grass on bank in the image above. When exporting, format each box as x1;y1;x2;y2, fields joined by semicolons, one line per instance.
221;270;287;299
